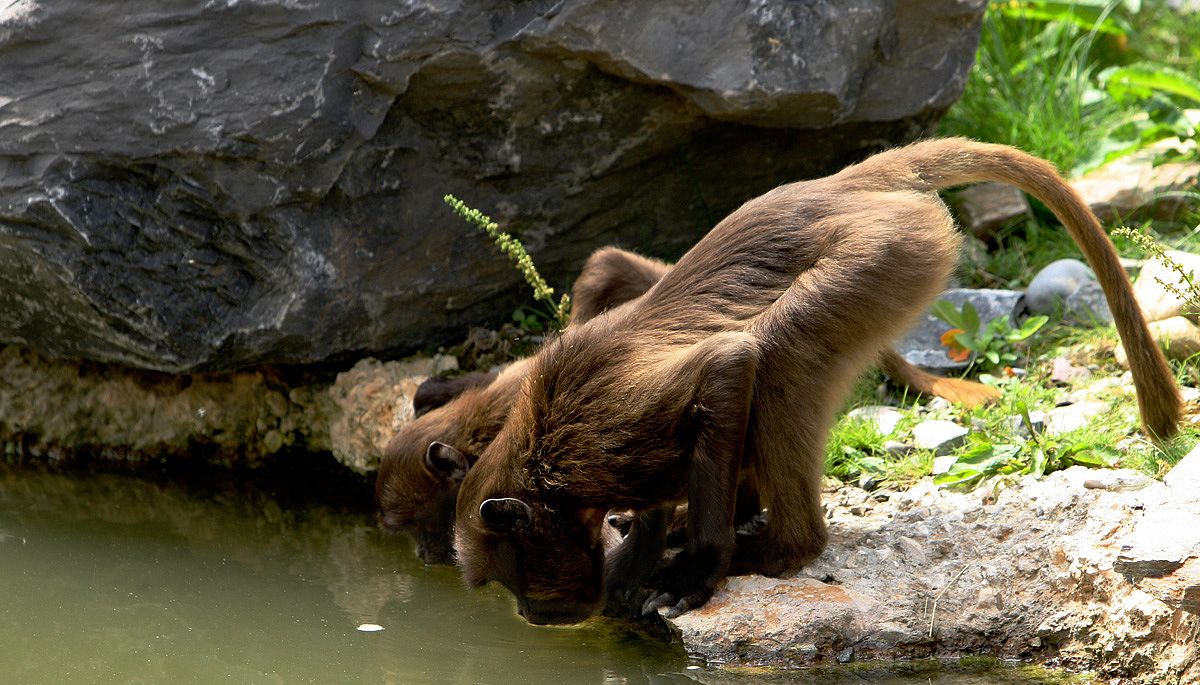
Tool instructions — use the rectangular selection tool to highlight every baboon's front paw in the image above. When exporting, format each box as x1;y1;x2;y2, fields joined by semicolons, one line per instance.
642;588;707;619
639;551;723;618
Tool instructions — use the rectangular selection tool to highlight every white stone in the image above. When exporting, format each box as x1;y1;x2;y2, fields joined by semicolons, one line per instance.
1043;400;1112;436
912;420;969;455
845;405;905;436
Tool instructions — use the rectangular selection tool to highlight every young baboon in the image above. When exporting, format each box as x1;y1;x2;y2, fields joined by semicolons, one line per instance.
375;248;671;563
453;138;1182;625
376;360;531;564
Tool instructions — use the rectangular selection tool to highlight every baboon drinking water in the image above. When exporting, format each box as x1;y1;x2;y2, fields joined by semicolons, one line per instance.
452;138;1181;625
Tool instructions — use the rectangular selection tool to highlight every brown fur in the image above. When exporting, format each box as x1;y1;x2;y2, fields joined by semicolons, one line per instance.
374;247;672;563
877;348;1000;407
569;247;670;322
413;372;499;418
380;244;999;565
453;138;1182;625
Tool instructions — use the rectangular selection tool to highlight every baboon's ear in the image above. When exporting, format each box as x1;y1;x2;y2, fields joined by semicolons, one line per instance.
425;442;470;482
479;498;533;532
413;372;498;416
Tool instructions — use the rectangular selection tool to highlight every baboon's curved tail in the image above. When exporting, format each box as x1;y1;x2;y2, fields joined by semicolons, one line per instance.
852;137;1181;439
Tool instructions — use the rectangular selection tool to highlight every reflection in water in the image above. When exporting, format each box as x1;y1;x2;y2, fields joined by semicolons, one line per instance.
0;464;1085;684
0;464;690;684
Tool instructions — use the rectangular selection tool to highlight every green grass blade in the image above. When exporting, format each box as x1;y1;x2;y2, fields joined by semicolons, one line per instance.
994;1;1129;38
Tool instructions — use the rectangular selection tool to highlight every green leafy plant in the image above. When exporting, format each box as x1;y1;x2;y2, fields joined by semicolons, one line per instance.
825;419;891;483
935;439;1024;487
936;396;1121;488
444;194;571;329
992;0;1136;36
930;300;1049;372
511;305;552;333
1081;63;1200;170
934;431;1120;487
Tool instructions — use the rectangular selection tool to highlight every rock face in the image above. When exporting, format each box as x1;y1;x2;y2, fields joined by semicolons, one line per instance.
0;0;986;372
1116;447;1200;616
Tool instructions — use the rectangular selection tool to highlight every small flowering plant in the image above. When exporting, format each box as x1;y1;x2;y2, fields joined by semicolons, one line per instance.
930;299;1048;373
444;194;571;329
1113;226;1200;317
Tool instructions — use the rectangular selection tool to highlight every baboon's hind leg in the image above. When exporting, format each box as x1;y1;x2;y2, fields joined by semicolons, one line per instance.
735;196;960;576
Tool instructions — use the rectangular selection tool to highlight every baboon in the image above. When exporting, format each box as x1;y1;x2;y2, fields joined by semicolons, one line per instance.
377;359;531;564
453;138;1182;625
378;242;1000;565
375;248;671;563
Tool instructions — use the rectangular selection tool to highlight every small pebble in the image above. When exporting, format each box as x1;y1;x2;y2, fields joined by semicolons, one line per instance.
1082;474;1153;492
925;397;952;413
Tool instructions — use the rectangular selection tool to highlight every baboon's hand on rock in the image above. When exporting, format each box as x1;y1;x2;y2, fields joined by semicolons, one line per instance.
641;550;725;619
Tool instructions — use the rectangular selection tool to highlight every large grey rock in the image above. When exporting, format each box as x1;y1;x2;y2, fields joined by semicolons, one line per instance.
0;0;986;372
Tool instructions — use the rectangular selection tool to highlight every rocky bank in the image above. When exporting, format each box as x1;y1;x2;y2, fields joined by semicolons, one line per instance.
663;457;1200;683
0;344;461;473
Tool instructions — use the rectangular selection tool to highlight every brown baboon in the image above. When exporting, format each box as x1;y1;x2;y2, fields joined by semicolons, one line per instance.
375;248;671;563
453;138;1182;625
378;243;998;566
376;360;531;564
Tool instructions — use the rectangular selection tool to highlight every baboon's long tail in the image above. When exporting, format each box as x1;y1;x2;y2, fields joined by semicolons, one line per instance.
854;137;1181;439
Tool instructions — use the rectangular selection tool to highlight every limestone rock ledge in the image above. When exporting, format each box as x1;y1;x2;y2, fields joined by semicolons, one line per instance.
666;459;1200;684
0;344;455;474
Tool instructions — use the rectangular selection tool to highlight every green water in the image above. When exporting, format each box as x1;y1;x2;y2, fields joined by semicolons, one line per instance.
0;464;1085;684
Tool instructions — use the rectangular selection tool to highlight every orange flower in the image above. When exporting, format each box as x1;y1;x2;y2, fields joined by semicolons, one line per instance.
941;328;970;362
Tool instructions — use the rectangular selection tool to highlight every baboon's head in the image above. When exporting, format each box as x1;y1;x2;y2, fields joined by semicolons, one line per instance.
454;322;655;625
453;421;607;626
376;415;474;565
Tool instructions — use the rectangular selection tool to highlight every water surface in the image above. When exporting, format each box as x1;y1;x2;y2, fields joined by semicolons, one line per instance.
0;464;1088;684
